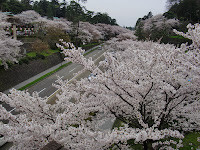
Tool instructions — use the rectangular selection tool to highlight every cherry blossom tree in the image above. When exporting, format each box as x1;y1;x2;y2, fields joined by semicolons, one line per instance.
0;23;200;150
142;14;179;32
116;32;137;41
56;25;200;149
173;23;200;49
34;16;71;33
135;14;179;41
15;10;41;24
78;21;103;43
0;13;22;69
72;21;131;44
95;23;131;40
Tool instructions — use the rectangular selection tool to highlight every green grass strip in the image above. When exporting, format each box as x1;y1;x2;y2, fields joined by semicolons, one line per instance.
169;35;186;39
18;62;72;91
26;49;60;57
26;52;36;57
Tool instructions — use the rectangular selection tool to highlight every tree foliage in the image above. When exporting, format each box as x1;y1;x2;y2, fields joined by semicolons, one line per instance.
0;0;117;26
135;14;179;42
0;23;200;149
165;0;200;23
0;13;22;69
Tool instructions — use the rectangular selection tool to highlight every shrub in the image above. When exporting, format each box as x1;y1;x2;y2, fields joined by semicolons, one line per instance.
45;27;70;50
19;60;23;65
21;58;29;64
36;53;45;59
40;55;45;60
31;39;49;53
27;56;33;60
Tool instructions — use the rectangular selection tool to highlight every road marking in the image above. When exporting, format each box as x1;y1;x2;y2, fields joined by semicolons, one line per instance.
93;54;96;57
48;49;107;101
9;108;16;113
60;76;64;79
38;88;46;94
69;68;76;73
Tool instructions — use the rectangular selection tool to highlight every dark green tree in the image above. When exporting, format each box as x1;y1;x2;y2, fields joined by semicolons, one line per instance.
33;1;41;14
21;0;32;10
7;0;23;14
165;0;200;23
91;12;118;25
0;0;7;11
50;0;59;17
47;3;53;18
37;0;49;16
60;0;67;18
66;1;85;22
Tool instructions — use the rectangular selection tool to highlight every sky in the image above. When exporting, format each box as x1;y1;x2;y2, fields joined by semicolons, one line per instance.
82;0;168;27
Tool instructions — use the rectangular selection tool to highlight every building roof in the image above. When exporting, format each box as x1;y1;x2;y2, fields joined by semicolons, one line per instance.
1;12;14;16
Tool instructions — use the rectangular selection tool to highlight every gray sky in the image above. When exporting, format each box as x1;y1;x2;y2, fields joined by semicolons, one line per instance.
82;0;167;27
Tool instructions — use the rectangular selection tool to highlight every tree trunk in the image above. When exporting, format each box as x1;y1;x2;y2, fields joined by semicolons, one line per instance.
143;140;153;150
143;141;148;150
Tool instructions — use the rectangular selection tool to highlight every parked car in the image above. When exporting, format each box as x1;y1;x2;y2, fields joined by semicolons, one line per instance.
98;46;102;50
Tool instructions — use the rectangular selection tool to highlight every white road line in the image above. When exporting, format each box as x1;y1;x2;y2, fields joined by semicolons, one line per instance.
60;76;64;79
48;49;107;101
93;54;96;57
9;108;16;113
69;68;76;73
38;88;46;94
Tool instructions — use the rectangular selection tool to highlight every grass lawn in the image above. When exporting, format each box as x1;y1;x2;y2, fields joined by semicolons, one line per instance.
26;52;36;57
169;35;186;39
26;49;60;57
180;132;200;150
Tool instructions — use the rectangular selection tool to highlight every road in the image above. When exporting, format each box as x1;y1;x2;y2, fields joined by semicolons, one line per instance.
28;48;106;98
1;47;106;112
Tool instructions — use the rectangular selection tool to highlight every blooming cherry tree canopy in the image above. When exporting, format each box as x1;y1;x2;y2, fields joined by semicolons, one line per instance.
0;23;200;149
0;13;22;69
15;10;41;24
142;14;179;31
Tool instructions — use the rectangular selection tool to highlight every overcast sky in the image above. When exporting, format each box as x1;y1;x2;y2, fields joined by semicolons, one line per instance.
82;0;167;27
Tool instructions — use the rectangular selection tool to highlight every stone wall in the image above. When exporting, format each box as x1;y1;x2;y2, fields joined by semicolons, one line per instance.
0;53;63;92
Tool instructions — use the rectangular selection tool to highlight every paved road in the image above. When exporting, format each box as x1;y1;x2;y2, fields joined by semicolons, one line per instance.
1;46;105;110
1;47;106;112
28;48;106;98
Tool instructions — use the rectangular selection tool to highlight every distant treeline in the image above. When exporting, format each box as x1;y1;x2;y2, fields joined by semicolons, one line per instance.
134;0;199;44
0;0;118;25
164;0;200;23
